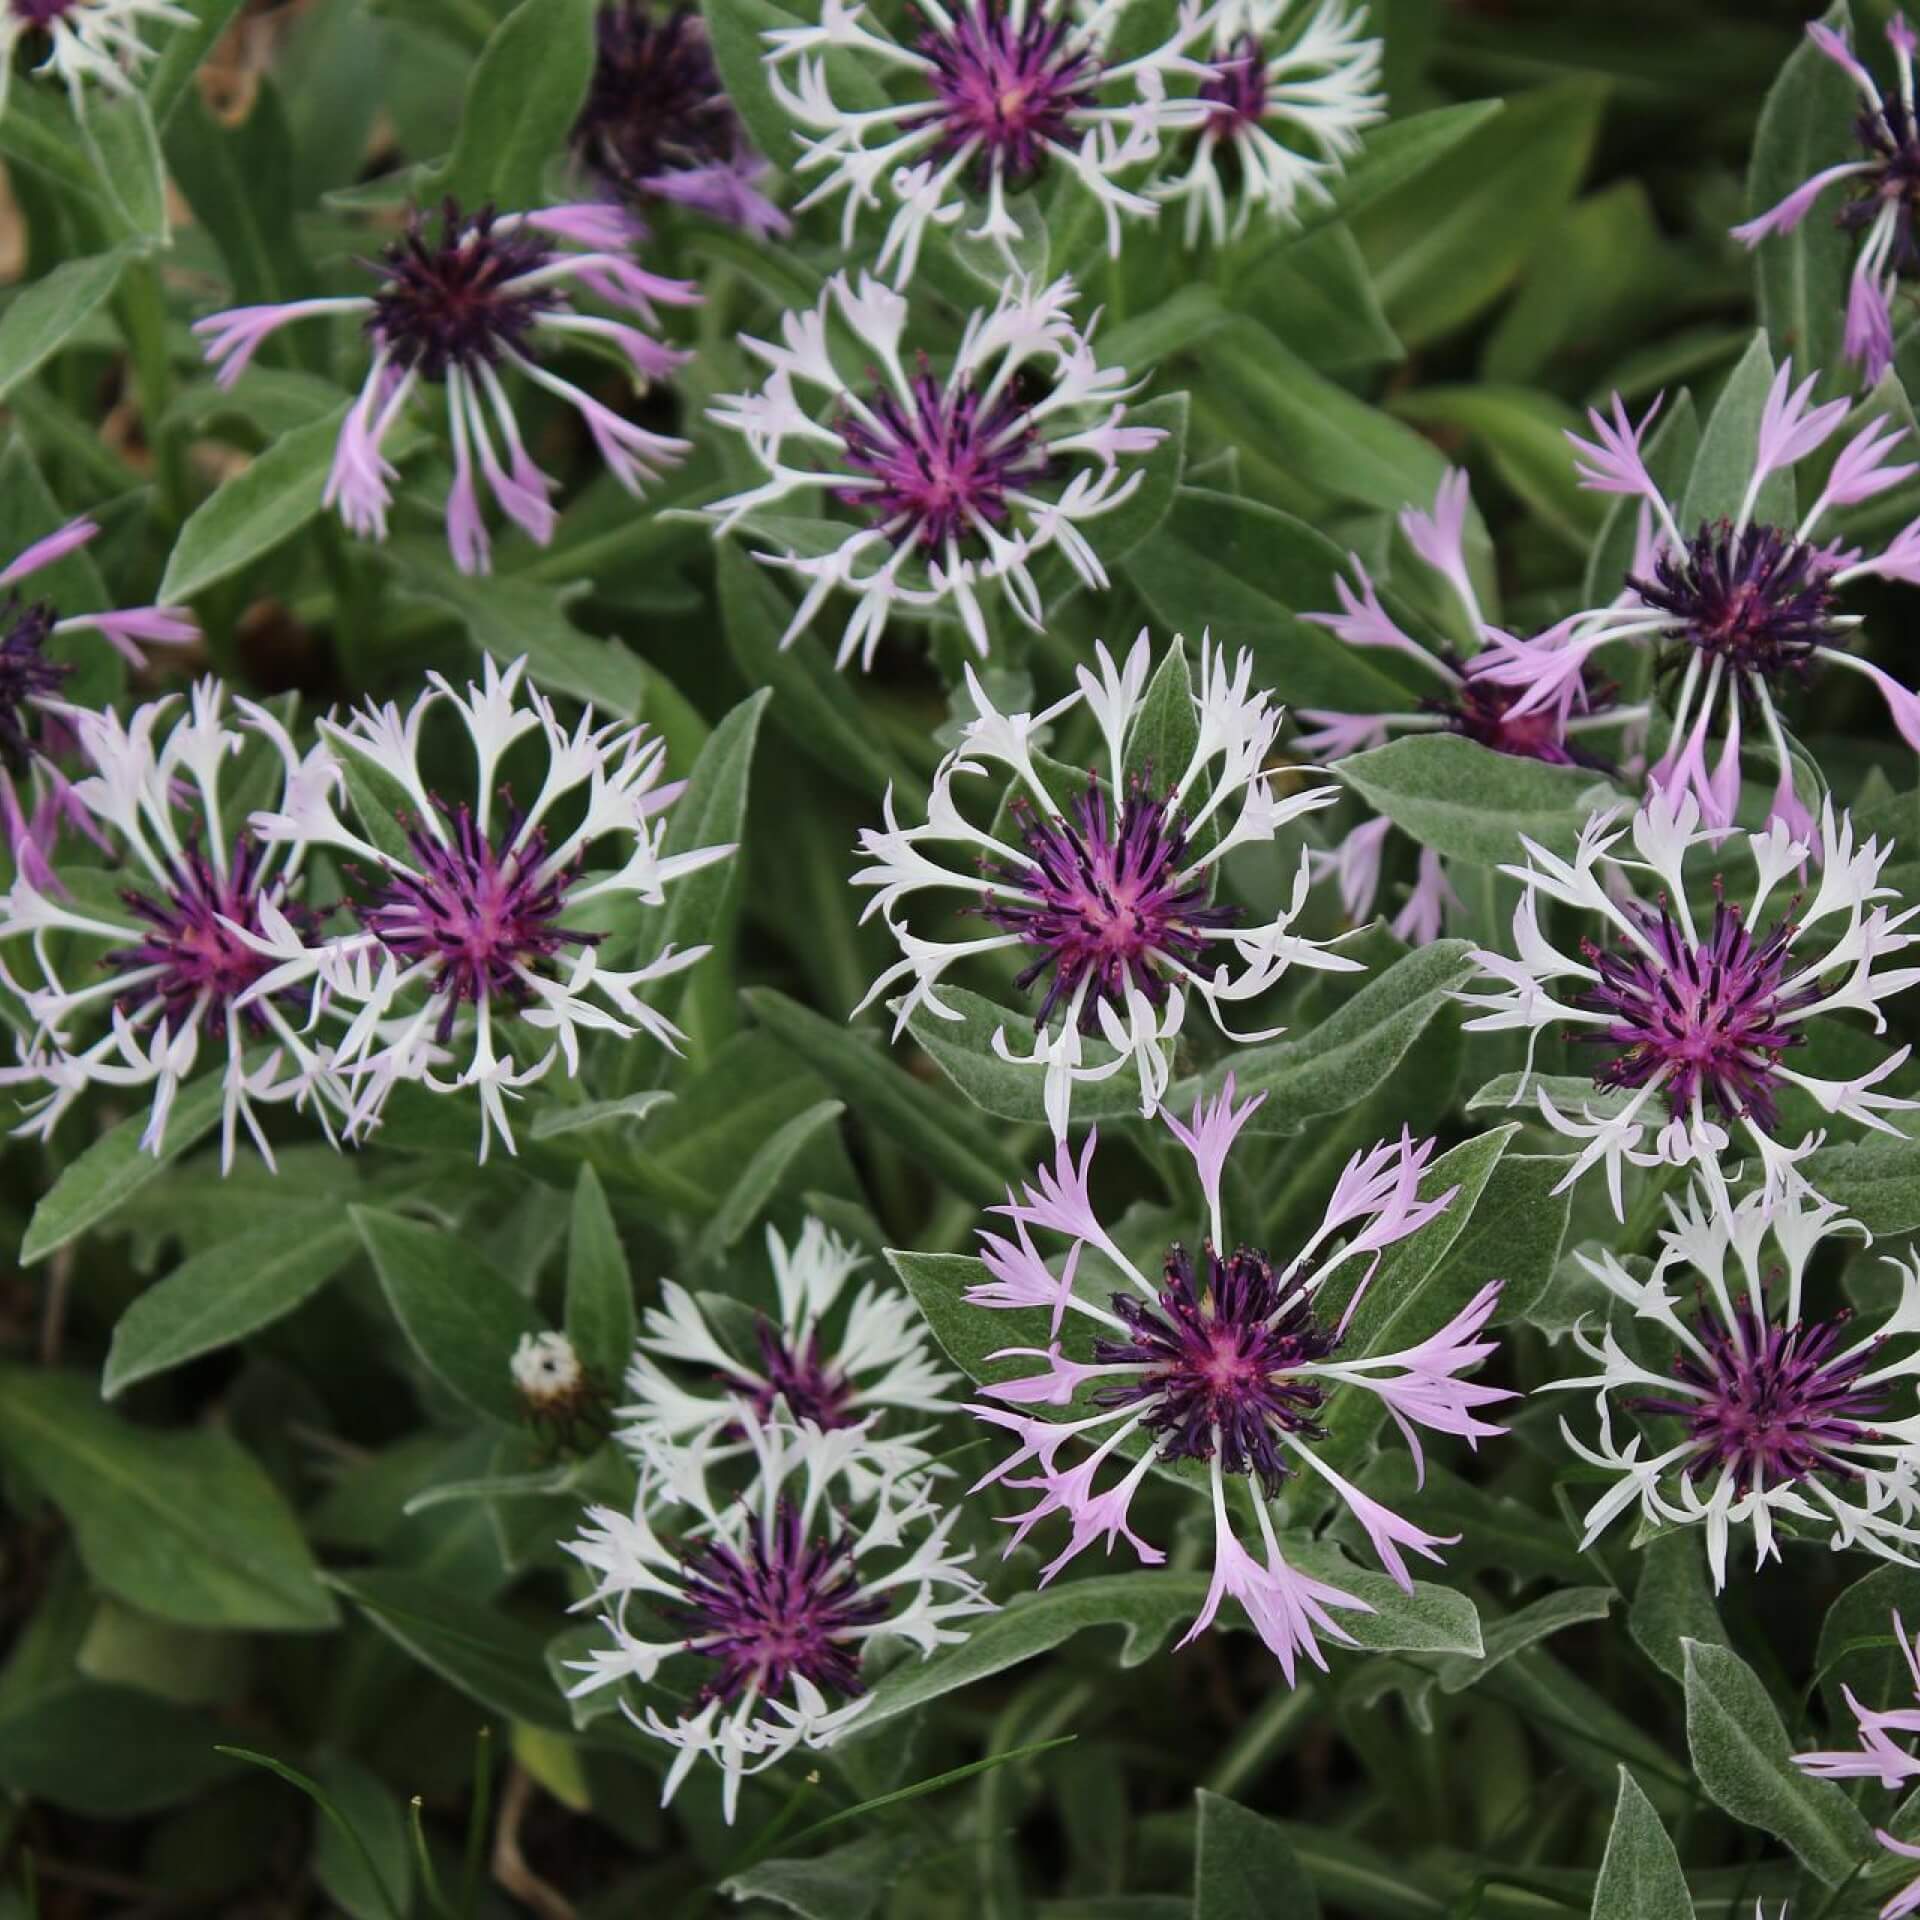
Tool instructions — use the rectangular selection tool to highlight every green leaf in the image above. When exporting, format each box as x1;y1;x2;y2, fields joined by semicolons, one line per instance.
724;1833;928;1920
1630;1535;1730;1686
1431;1587;1613;1694
0;251;131;406
1427;1151;1573;1322
103;1217;359;1396
1123;642;1199;789
1682;1637;1871;1886
747;987;1025;1206
1194;1790;1320;1920
0;1369;336;1631
1679;332;1790;530
1282;101;1506;250
1332;735;1618;866
436;0;596;210
0;1684;242;1816
1748;2;1855;400
144;0;251;128
81;93;169;244
1812;1564;1920;1715
309;1753;414;1920
701;0;887;171
21;1071;228;1264
1591;1769;1694;1920
698;1098;846;1259
531;1090;673;1141
562;1165;634;1384
1800;1135;1920;1235
353;1206;547;1424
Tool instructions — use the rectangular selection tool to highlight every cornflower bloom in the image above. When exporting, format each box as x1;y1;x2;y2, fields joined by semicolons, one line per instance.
0;0;192;114
572;2;790;239
707;272;1165;668
192;197;698;576
1471;371;1920;836
0;681;346;1169
763;0;1217;284
1459;791;1920;1212
620;1216;958;1450
1549;1169;1920;1591
854;635;1353;1137
1159;0;1384;247
1296;470;1627;943
1731;14;1920;386
1797;1611;1920;1918
962;1080;1510;1680
240;655;734;1160
562;1414;989;1821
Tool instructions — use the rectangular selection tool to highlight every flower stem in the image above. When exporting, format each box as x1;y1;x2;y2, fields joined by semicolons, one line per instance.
116;260;186;529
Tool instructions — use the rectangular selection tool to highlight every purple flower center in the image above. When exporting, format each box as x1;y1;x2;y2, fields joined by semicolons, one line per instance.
921;1;1102;186
1642;1300;1886;1490
1575;895;1817;1132
104;841;285;1037
1845;87;1920;273
359;802;601;1041
836;369;1051;554
748;1320;857;1431
976;779;1238;1033
1199;32;1268;133
1632;520;1839;687
1091;1242;1337;1493
10;0;78;22
0;599;67;772
666;1502;888;1705
1439;675;1591;765
368;199;559;384
573;2;740;196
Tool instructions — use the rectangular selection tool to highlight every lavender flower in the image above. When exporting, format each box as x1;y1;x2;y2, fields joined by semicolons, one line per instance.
573;2;790;239
763;0;1216;283
239;655;734;1161
0;0;193;113
562;1414;990;1821
0;681;346;1169
1460;791;1920;1212
1296;470;1628;943
708;272;1166;667
961;1081;1510;1680
1549;1169;1920;1590
1731;14;1920;386
1159;0;1384;247
854;635;1354;1136
1471;373;1920;835
192;198;698;576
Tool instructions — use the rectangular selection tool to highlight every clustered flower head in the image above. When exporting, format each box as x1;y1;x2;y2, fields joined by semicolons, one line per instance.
193;197;698;576
707;271;1165;668
961;1080;1511;1680
854;634;1352;1136
1550;1166;1920;1591
563;1413;989;1821
1462;790;1920;1212
0;0;193;114
1471;369;1920;836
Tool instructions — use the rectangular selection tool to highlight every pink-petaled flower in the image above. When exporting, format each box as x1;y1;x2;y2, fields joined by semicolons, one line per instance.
951;1080;1511;1680
707;273;1166;668
1158;0;1384;247
1551;1169;1920;1591
1732;16;1920;385
0;0;193;114
1476;365;1920;835
1297;470;1625;936
572;3;791;239
191;197;697;575
763;0;1217;284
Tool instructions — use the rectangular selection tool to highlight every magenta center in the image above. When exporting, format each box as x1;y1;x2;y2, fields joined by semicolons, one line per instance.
922;1;1101;182
1199;33;1267;133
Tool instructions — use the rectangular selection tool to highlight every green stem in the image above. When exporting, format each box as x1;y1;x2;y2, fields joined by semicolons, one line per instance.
117;260;186;528
1200;1681;1318;1799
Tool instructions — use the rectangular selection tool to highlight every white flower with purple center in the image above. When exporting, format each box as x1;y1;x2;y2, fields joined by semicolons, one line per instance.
1797;1610;1920;1918
240;656;734;1161
0;0;192;114
763;0;1216;283
960;1082;1510;1680
1731;14;1920;387
0;681;347;1169
620;1216;959;1452
1469;371;1920;837
572;2;791;240
1158;0;1384;247
1459;790;1920;1214
1547;1169;1920;1591
853;635;1353;1137
562;1414;990;1822
708;272;1165;668
1295;469;1630;944
192;197;698;576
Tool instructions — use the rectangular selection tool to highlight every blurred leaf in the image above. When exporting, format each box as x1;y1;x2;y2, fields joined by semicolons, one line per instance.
724;1832;928;1920
434;0;596;209
167;84;311;319
0;250;131;406
1281;101;1507;251
563;1164;635;1383
144;0;251;127
702;0;887;171
0;1683;242;1816
697;1097;846;1259
1252;223;1401;373
81;92;168;244
310;1752;413;1920
1591;1769;1693;1920
1194;1790;1319;1920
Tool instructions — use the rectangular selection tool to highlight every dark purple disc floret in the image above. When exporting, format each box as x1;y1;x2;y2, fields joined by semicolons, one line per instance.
573;2;742;197
1092;1242;1337;1493
1842;74;1920;275
922;1;1102;187
748;1319;857;1431
667;1502;888;1705
978;777;1235;1032
0;598;68;771
1199;31;1268;133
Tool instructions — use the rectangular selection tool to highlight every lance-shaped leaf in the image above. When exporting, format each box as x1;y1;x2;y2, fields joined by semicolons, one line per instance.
1195;1790;1320;1920
1591;1769;1694;1920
